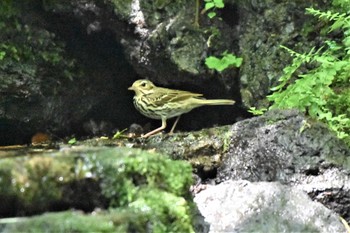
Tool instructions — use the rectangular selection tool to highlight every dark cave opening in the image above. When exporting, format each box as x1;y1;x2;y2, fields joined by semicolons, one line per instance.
0;1;250;145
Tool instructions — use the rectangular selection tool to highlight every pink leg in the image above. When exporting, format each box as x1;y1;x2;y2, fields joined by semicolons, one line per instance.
169;116;181;134
142;118;167;138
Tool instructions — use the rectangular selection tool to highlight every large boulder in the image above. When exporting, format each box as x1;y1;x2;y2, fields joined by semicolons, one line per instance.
218;110;350;223
194;180;347;233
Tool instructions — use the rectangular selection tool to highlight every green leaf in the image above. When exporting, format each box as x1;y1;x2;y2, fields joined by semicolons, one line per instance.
330;19;344;31
343;36;350;48
112;128;128;139
248;107;267;115
318;111;333;120
213;0;225;8
205;53;242;72
309;104;323;118
0;51;5;60
224;54;243;67
205;56;221;69
68;138;77;145
205;2;215;10
270;83;285;92
207;11;216;18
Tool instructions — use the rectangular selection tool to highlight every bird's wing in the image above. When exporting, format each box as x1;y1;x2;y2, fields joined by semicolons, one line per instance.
147;88;203;106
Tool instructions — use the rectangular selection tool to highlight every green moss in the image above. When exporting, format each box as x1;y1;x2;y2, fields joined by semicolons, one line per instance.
0;147;195;231
170;33;205;74
0;1;81;99
109;0;133;20
1;193;195;233
138;0;188;27
84;148;195;232
0;159;16;196
14;156;74;212
127;188;195;233
96;148;193;206
1;211;124;233
222;130;233;153
0;155;75;214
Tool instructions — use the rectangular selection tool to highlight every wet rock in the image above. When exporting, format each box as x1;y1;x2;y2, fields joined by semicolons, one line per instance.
0;210;121;233
194;180;347;233
0;146;197;232
143;126;232;176
218;109;350;222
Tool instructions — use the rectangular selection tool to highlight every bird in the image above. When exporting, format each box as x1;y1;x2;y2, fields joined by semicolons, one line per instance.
128;79;235;137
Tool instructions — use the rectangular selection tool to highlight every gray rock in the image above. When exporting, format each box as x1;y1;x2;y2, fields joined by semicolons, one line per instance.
194;180;347;233
218;109;350;223
230;0;330;108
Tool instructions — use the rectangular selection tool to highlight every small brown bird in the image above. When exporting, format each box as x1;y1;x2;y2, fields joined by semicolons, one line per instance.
128;79;235;137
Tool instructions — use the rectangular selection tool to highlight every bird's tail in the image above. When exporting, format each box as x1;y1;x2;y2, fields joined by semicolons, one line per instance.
196;99;235;106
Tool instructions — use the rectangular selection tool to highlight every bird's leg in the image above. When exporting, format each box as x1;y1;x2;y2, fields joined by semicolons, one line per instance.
142;117;167;138
169;116;181;134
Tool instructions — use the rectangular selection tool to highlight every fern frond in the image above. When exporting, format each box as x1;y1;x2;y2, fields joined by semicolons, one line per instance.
306;8;350;31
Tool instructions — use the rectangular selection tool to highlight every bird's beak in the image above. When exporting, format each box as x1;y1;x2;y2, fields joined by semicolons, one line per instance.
128;86;134;91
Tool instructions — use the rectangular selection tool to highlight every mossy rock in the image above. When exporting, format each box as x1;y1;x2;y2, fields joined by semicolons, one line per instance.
0;147;195;232
0;211;122;233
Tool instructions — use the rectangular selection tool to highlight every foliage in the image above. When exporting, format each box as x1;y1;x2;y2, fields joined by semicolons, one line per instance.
112;128;128;139
332;0;350;9
68;137;77;145
205;51;242;72
248;107;268;115
202;0;224;19
0;51;5;60
0;1;80;98
266;7;350;144
199;1;242;74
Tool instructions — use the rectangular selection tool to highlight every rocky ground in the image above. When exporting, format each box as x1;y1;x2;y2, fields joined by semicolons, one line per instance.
0;110;349;232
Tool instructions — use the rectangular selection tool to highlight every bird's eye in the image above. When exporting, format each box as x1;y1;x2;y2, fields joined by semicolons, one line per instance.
140;82;147;87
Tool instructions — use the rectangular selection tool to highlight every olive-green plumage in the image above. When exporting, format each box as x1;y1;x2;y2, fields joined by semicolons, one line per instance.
128;79;235;137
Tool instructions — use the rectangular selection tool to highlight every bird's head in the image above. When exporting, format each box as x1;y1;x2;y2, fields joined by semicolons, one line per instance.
128;79;155;96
